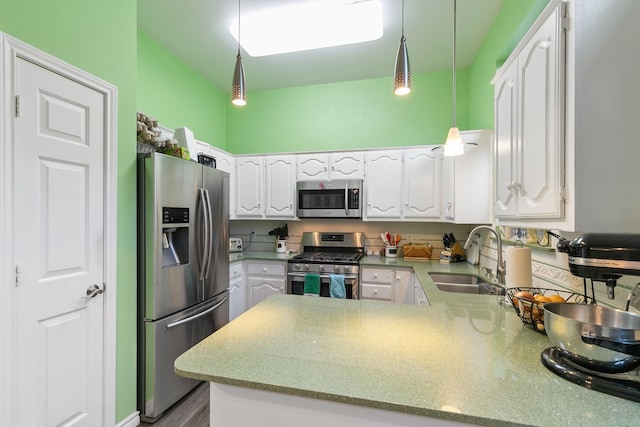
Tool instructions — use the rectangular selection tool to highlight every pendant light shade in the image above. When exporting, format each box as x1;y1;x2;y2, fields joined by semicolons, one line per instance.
393;0;411;96
231;0;246;106
444;0;462;156
231;50;246;106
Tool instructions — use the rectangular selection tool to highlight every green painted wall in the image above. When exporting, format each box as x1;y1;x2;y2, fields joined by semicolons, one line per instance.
468;0;547;129
0;0;138;424
225;69;470;154
137;31;227;149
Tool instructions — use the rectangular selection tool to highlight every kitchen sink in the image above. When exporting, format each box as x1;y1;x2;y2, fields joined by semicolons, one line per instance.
428;273;505;295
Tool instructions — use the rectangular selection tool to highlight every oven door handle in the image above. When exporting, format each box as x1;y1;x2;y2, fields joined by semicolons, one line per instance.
288;272;358;280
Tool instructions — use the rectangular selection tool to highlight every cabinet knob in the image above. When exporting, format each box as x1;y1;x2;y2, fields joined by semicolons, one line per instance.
373;274;378;278
263;267;267;272
374;289;378;294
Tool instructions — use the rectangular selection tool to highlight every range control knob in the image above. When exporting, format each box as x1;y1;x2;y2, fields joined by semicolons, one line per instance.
294;264;301;270
334;265;340;272
319;265;325;272
304;264;310;271
343;266;350;273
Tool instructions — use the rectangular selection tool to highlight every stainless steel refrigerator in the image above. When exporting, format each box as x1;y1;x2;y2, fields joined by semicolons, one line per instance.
137;152;229;423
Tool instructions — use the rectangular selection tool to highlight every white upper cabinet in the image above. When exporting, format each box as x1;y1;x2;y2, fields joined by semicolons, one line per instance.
195;140;236;219
364;150;403;219
493;0;565;222
442;130;493;224
402;148;442;220
265;155;296;217
236;155;296;219
493;0;640;233
364;148;441;221
297;151;364;181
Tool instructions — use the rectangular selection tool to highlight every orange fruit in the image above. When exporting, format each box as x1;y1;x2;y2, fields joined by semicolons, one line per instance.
534;295;552;303
548;294;566;303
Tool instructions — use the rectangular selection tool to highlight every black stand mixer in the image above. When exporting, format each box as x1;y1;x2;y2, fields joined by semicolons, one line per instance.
542;233;640;402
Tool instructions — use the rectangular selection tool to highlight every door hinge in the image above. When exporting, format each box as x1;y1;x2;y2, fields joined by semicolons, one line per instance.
15;95;21;118
559;187;567;201
15;265;21;286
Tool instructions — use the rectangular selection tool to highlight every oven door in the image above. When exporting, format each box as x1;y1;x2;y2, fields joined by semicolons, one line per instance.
287;272;359;299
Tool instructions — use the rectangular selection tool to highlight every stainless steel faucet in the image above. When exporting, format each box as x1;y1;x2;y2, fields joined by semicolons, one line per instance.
464;225;506;285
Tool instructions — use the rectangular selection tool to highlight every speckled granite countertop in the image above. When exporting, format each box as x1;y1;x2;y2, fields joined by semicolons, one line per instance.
179;257;640;426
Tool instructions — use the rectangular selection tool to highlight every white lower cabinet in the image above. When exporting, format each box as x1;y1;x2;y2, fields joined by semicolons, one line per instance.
360;267;417;304
245;260;287;309
228;261;244;321
414;283;429;305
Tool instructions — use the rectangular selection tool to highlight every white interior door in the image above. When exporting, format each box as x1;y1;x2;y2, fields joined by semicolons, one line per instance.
13;57;106;426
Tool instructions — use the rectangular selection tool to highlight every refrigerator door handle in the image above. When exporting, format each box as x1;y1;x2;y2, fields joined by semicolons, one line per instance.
198;188;210;281
165;296;228;330
203;188;214;280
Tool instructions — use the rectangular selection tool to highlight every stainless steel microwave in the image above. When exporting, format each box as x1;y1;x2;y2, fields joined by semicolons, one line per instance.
297;180;362;218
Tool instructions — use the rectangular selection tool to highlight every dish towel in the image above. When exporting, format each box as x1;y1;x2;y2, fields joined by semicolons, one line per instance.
303;274;321;296
329;274;346;299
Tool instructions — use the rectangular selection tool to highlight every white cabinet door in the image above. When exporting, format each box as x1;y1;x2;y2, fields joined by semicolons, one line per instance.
297;152;364;181
393;270;414;304
237;156;296;219
493;2;564;221
236;156;263;217
330;152;365;180
297;153;329;181
494;62;519;218
364;151;402;218
443;130;492;224
265;155;296;217
228;262;244;321
516;4;564;218
247;278;286;308
402;148;442;220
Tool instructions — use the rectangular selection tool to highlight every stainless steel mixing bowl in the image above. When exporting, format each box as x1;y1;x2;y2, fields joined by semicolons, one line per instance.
544;302;640;372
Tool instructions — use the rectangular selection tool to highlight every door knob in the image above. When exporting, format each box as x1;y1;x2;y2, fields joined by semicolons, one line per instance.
82;284;104;300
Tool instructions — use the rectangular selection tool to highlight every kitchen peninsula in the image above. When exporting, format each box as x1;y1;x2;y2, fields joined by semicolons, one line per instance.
175;260;640;426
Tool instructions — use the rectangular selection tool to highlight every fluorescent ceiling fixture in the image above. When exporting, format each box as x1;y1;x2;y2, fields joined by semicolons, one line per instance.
229;0;383;57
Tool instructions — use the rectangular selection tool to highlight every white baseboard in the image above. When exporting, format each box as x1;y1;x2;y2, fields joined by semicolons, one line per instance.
116;411;140;427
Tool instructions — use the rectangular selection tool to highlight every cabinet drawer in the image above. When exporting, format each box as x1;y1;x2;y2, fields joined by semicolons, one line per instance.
360;268;393;284
360;283;392;300
246;261;286;278
230;262;243;279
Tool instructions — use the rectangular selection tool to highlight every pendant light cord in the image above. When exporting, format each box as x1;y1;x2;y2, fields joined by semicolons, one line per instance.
451;0;457;127
401;0;405;37
237;0;241;55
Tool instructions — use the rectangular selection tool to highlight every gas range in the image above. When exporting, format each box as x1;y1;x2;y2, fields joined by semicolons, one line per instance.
287;232;364;298
289;252;363;274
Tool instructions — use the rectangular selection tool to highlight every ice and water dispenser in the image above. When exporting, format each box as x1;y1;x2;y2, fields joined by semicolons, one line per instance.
162;207;189;267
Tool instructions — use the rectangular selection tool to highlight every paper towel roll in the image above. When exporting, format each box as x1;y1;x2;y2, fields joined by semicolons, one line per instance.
505;246;532;287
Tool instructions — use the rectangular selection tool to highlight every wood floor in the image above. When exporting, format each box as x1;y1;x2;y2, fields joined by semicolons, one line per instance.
139;382;209;427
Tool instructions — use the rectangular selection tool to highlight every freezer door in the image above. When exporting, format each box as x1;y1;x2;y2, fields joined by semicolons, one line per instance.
199;166;230;300
139;292;229;422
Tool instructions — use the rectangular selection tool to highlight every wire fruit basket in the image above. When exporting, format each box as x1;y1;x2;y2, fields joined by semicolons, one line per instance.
506;287;594;334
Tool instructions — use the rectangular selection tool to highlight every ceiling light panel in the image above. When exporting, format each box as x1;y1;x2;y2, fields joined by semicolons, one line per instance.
229;0;383;57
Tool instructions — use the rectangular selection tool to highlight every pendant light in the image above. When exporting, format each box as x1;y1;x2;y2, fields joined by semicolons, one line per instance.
393;0;411;96
231;0;246;106
443;0;464;156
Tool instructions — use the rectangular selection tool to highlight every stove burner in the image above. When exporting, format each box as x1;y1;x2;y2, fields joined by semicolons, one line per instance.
541;347;640;403
291;252;364;264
